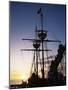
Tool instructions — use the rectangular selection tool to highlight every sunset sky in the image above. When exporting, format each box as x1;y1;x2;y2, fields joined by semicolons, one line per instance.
10;1;66;82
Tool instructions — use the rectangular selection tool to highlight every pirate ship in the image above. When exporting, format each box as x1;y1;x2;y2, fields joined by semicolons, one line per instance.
21;8;66;87
10;8;66;89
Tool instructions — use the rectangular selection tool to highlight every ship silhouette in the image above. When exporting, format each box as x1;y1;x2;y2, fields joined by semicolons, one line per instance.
10;8;66;89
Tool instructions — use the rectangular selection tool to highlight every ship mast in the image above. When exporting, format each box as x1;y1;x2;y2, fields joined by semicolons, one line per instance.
21;8;61;79
37;8;48;79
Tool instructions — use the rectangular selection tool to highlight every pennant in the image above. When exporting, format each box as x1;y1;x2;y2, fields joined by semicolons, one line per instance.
37;8;41;14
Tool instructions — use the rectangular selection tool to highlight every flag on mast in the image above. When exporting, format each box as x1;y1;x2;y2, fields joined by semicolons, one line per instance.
37;8;41;14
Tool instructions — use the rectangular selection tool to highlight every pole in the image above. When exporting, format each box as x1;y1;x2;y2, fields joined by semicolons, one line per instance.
41;11;43;30
41;9;44;79
42;39;44;79
36;48;38;76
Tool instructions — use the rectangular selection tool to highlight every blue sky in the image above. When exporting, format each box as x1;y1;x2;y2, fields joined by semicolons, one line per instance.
10;1;66;81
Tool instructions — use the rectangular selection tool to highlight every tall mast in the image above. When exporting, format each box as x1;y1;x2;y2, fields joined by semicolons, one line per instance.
37;8;46;79
21;8;61;80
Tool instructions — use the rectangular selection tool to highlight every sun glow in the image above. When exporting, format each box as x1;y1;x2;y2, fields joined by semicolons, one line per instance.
10;71;30;82
10;71;22;80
